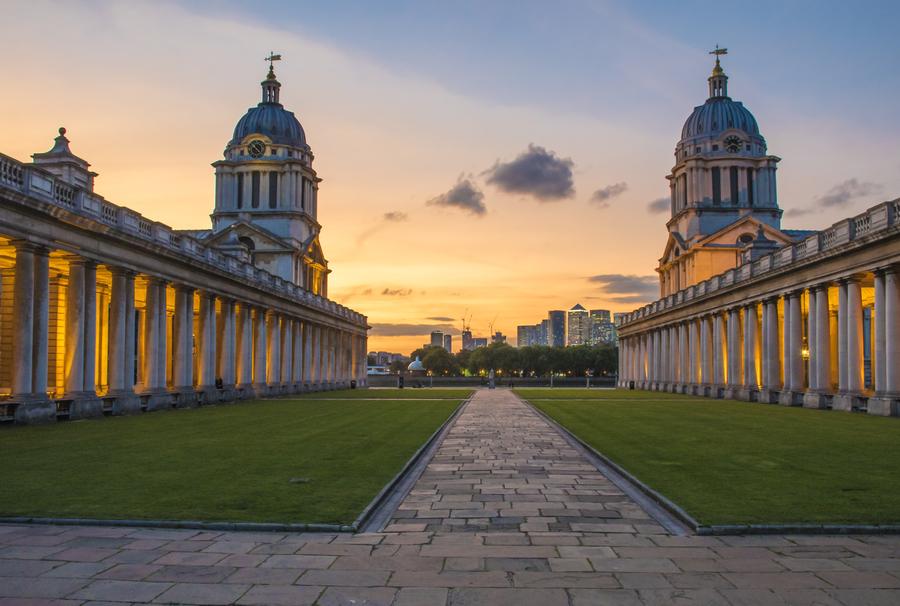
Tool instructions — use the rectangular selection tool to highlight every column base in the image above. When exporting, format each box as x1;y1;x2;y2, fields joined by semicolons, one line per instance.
803;391;832;410
758;389;780;404
251;383;270;398
196;386;221;405
142;391;175;412
867;396;900;417
735;388;758;402
712;385;727;399
778;391;804;406
12;397;56;424
721;387;739;400
62;393;103;420
219;387;239;402
832;393;866;412
236;384;254;399
105;391;142;415
174;388;200;408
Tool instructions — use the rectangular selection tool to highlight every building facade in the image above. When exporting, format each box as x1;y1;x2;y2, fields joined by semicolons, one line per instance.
0;64;368;424
566;304;589;346
618;53;900;417
548;310;565;347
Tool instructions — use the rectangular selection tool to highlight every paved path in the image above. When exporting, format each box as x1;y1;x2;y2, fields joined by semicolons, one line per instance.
1;389;899;605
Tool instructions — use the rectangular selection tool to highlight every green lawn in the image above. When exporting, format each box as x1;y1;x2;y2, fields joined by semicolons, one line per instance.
299;388;475;400
0;391;467;525
520;388;900;526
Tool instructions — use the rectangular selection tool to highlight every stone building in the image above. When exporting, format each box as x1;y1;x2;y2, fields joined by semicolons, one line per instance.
657;52;815;298
0;63;368;424
618;53;900;417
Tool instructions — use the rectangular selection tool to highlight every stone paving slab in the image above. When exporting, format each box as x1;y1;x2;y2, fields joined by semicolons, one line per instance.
1;389;900;604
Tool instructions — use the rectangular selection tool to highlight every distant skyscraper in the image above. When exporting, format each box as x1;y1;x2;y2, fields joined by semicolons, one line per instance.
461;329;474;351
539;319;549;346
517;325;534;347
548;310;565;347
430;331;444;348
590;309;615;345
473;337;488;348
443;334;452;352
492;331;507;344
567;304;590;346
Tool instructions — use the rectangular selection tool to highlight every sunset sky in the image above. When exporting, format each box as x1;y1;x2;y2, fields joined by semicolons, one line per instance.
3;1;900;354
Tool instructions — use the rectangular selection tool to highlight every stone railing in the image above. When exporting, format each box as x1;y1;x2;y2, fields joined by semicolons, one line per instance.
617;198;900;328
0;153;365;325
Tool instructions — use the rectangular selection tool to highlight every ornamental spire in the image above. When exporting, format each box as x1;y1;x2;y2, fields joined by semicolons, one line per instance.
708;45;729;99
261;52;282;104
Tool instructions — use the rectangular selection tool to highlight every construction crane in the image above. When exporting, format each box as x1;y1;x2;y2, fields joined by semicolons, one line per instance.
461;309;472;333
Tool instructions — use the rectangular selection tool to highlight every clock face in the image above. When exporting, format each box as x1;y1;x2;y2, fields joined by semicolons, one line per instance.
724;136;742;153
248;140;266;158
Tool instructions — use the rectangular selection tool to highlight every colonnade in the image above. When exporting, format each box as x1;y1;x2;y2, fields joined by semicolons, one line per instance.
618;268;900;416
2;242;368;424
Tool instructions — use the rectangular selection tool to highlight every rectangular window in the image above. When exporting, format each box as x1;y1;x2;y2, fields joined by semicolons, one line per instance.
747;168;754;207
251;171;260;208
269;173;278;209
236;173;244;209
712;167;721;205
300;176;306;211
730;166;739;205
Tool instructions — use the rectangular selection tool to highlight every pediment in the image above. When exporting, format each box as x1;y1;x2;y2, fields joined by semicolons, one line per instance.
696;216;794;249
206;221;294;253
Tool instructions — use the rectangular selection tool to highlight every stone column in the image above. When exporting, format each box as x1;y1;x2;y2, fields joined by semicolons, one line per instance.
869;268;900;415
725;308;742;397
235;304;253;393
281;318;293;389
780;291;803;405
11;242;35;400
805;283;833;408
659;327;669;389
759;297;780;402
835;277;865;411
303;321;313;388
107;268;139;414
292;320;302;390
687;319;698;390
172;285;196;403
714;312;726;391
196;292;217;402
11;242;56;424
700;315;712;392
874;271;886;394
252;307;267;394
63;257;101;417
740;303;759;400
31;246;50;402
266;311;281;390
140;277;169;410
807;287;818;392
218;299;237;390
679;322;689;391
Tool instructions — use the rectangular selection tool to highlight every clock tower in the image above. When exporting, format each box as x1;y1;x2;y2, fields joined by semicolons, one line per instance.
208;57;328;295
656;48;799;297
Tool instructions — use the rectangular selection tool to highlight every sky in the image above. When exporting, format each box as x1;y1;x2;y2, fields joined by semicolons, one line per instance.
3;1;899;354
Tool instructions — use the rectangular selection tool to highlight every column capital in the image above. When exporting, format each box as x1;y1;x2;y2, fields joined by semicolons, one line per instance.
812;281;834;292
143;274;168;286
173;283;195;294
62;253;97;267
108;266;138;278
837;273;867;285
9;239;49;255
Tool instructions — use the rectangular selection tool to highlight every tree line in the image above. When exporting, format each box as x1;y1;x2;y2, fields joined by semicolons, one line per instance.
380;342;618;377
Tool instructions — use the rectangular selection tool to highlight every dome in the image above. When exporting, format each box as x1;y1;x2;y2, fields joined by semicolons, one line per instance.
229;65;307;148
407;356;425;372
680;97;760;140
231;105;306;148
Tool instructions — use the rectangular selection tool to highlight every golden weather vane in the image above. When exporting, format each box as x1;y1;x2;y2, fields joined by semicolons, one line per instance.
265;51;282;70
709;44;728;58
